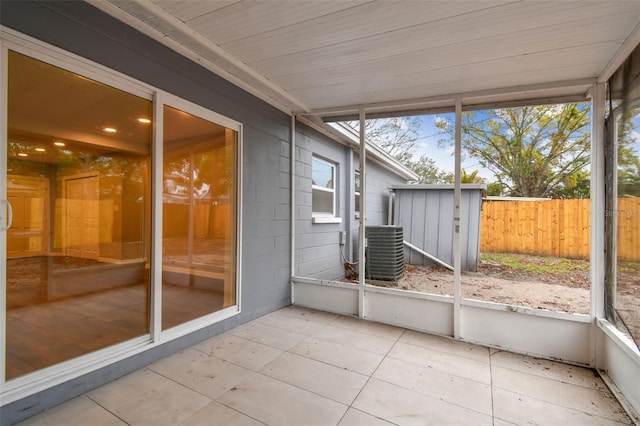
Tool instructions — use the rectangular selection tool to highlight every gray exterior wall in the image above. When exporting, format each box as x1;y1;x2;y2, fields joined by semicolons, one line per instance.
294;124;348;280
1;2;292;424
0;3;411;423
392;185;485;272
294;128;408;280
350;157;408;262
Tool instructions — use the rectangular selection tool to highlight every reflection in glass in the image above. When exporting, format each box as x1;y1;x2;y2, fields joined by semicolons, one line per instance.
5;51;152;379
613;105;640;348
312;158;335;215
162;106;237;330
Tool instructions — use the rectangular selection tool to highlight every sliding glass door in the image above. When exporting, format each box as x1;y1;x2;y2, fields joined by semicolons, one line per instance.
162;105;238;330
2;46;241;383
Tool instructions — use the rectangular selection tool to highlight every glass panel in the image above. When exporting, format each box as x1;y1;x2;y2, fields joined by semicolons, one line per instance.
5;51;151;380
312;159;334;189
459;104;591;313
312;158;334;215
614;105;640;347
312;188;334;215
162;105;237;330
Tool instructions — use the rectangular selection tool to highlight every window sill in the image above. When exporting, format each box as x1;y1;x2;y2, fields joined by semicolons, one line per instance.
312;216;343;224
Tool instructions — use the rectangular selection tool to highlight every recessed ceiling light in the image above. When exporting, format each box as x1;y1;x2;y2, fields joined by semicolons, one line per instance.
137;118;151;124
103;127;117;133
18;153;28;157
36;148;46;152
54;141;66;147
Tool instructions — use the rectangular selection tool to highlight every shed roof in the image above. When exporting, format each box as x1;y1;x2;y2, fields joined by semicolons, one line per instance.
391;184;487;191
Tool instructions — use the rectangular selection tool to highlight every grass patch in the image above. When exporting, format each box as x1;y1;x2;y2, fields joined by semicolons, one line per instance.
480;253;589;275
618;261;640;273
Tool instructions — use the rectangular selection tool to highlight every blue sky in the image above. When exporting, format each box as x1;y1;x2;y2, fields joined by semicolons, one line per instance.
412;113;495;181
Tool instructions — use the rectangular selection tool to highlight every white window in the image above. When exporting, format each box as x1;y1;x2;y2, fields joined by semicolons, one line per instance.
312;157;340;222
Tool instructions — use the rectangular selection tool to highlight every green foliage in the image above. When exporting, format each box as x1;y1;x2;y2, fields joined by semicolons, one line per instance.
437;103;592;198
480;253;589;274
616;109;640;197
461;169;483;184
486;182;504;196
403;154;453;184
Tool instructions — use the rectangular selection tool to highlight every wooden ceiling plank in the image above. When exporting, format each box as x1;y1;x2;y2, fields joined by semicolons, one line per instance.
253;10;639;80
224;1;634;63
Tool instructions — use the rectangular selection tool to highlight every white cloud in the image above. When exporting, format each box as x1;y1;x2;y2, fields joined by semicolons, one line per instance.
434;115;448;126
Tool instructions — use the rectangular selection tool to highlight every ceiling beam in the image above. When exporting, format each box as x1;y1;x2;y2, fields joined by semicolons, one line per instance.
598;19;640;83
89;0;310;114
315;79;594;121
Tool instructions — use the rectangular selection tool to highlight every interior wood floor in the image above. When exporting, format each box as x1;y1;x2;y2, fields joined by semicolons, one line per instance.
5;256;225;380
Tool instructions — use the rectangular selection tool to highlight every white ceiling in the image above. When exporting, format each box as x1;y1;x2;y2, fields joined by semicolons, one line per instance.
95;1;640;119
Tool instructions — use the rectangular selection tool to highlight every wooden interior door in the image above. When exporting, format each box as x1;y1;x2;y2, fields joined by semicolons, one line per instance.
64;175;99;259
6;175;49;259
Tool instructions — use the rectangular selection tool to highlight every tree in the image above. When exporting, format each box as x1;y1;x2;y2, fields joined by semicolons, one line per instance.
345;117;421;164
616;111;640;197
460;169;484;184
344;117;452;183
403;154;453;184
437;104;591;198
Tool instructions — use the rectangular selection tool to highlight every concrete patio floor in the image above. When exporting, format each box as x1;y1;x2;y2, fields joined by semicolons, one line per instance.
16;306;632;426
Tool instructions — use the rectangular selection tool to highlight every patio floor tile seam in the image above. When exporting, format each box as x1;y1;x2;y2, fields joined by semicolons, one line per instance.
214;370;351;425
244;368;358;408
329;317;407;338
395;335;493;364
83;394;131;426
331;327;410;423
490;384;631;424
383;350;493;386
194;348;281;373
276;347;373;379
251;317;335;337
489;357;609;391
143;364;224;401
368;373;494;418
300;331;402;358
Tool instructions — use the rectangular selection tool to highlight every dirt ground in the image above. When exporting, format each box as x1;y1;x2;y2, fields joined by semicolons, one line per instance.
368;256;640;346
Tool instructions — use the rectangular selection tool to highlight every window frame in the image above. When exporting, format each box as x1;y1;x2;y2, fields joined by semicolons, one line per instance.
311;156;340;223
0;27;243;399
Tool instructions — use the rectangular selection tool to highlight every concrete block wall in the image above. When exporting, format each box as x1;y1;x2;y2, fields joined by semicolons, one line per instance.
0;2;293;423
294;124;347;280
349;155;408;262
294;128;408;279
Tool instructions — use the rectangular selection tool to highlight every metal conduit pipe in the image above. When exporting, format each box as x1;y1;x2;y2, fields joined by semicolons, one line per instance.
290;114;296;304
358;109;366;318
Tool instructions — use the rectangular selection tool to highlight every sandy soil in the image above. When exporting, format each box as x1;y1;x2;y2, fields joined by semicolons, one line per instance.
367;257;639;346
393;264;591;313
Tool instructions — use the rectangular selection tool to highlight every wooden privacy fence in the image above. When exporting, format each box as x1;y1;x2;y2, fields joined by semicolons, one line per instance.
480;198;640;261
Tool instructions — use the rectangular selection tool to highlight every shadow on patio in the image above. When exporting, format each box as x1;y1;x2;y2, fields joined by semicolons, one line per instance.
17;306;632;426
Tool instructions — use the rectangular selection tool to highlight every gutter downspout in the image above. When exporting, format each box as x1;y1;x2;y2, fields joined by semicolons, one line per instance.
388;190;394;225
290;115;296;304
358;109;366;318
453;99;462;339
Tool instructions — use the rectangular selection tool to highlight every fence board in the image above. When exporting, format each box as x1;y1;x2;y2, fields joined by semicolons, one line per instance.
480;198;640;261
